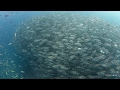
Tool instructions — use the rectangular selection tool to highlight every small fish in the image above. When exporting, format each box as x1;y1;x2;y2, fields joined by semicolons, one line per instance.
13;53;18;56
14;33;16;38
5;14;9;17
11;70;15;72
13;64;16;68
18;65;22;67
20;77;24;79
6;60;8;66
6;71;8;75
1;71;3;74
11;61;14;63
13;74;18;78
26;26;30;29
8;43;12;45
18;56;22;58
21;71;25;73
10;12;13;13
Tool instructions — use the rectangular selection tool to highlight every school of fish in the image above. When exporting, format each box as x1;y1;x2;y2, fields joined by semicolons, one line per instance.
14;12;120;79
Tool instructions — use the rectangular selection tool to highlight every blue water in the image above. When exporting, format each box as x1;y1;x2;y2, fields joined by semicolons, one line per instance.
0;11;120;79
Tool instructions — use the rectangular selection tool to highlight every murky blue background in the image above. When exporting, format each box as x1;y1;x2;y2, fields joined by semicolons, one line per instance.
0;11;120;79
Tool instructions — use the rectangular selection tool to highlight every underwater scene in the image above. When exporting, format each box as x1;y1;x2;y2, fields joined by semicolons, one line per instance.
1;11;120;79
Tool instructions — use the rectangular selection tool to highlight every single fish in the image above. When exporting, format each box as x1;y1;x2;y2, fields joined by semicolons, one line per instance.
21;71;25;73
11;70;15;72
14;33;16;38
5;14;9;17
13;53;18;56
8;43;12;45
